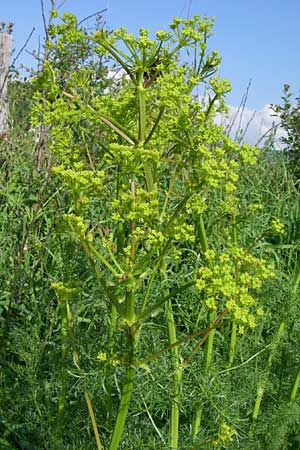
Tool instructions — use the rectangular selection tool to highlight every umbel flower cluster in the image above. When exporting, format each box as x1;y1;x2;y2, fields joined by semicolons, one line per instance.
31;11;276;333
196;248;275;330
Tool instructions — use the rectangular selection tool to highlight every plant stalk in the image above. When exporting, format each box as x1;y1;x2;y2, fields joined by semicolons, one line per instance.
108;325;138;450
137;82;155;192
57;297;68;444
290;367;300;402
108;366;136;450
193;214;212;439
166;296;182;449
160;255;181;450
253;321;285;420
228;319;237;368
105;303;118;421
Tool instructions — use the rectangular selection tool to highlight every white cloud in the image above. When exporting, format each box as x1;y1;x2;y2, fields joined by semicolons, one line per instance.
216;103;286;148
107;68;129;81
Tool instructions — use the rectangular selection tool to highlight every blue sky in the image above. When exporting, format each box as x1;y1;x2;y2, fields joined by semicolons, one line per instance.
1;0;300;143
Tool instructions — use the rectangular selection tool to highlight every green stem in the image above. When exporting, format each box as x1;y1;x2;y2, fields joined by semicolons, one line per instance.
228;321;237;368
116;165;124;255
109;305;118;355
229;215;238;368
144;106;165;145
204;311;215;372
159;169;177;223
163;191;193;235
108;366;136;450
138;85;146;142
57;298;68;444
292;270;300;296
139;236;181;316
253;321;285;420
290;367;300;402
86;241;123;277
84;104;137;145
81;240;125;316
166;296;182;450
137;83;155;192
192;408;202;441
205;93;218;119
182;310;227;369
109;326;138;450
134;238;172;278
139;280;195;321
139;309;226;366
83;32;135;82
125;290;135;325
161;257;181;450
84;391;103;450
193;214;211;439
133;192;191;278
197;216;214;374
198;214;209;253
140;256;163;315
98;113;137;145
105;304;118;421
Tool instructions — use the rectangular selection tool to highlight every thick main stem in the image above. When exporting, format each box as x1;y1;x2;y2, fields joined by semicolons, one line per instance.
105;304;118;421
108;366;136;450
137;83;155;192
108;327;137;450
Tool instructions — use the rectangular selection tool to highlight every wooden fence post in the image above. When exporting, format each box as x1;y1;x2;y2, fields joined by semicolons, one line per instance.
0;31;12;134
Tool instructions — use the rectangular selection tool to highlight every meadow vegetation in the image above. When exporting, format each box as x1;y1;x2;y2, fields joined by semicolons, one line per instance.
0;9;300;450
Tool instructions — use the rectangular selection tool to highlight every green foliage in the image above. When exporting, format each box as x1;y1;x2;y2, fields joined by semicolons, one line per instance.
7;78;35;129
273;84;300;181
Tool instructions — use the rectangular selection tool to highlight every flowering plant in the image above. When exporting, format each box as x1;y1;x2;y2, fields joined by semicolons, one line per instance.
32;11;276;449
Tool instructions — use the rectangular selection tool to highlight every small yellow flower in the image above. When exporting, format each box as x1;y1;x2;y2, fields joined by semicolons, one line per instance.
79;195;89;204
271;218;284;235
205;297;217;311
213;422;235;447
87;232;94;242
247;203;263;212
204;249;215;260
256;307;264;316
97;352;108;362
